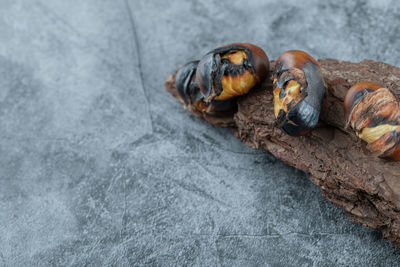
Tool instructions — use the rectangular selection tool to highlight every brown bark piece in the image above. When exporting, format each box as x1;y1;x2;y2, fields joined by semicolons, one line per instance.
165;58;400;246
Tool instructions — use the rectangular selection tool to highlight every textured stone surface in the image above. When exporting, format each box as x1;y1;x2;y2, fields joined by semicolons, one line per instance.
1;0;400;266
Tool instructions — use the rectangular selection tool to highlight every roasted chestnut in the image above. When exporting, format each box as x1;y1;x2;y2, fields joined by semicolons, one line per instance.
195;43;269;110
344;81;400;161
175;43;269;114
273;50;326;136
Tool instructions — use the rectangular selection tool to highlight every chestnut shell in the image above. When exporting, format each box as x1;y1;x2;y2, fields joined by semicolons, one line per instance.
273;50;326;136
175;60;202;105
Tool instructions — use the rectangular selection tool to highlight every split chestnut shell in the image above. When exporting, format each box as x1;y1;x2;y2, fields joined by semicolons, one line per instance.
196;43;269;105
175;43;269;114
344;81;400;161
176;60;201;106
273;50;326;136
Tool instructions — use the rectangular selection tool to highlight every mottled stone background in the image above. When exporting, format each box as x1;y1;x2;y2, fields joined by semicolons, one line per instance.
1;0;400;266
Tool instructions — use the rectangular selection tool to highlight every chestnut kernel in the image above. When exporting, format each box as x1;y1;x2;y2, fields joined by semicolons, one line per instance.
273;50;326;136
344;81;400;161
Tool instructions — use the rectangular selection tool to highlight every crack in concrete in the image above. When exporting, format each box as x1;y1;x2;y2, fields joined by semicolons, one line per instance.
123;0;154;134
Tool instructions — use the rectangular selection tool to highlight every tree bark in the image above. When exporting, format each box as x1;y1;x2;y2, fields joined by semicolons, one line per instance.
165;58;400;246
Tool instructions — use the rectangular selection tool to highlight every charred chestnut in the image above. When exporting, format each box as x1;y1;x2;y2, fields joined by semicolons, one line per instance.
344;81;400;161
176;43;269;115
273;50;326;136
196;43;269;108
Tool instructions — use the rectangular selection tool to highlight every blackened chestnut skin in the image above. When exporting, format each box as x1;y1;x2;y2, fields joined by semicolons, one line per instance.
175;60;235;114
175;60;202;105
273;50;325;136
196;43;269;105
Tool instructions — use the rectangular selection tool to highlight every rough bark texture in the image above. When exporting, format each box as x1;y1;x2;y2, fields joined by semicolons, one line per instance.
165;58;400;247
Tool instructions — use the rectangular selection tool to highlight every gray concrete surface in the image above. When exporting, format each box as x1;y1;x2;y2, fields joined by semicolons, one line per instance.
1;0;400;266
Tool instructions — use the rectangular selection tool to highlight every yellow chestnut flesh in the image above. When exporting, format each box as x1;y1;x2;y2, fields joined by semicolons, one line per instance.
213;50;257;101
216;71;257;101
357;124;400;143
221;50;247;64
273;79;301;117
